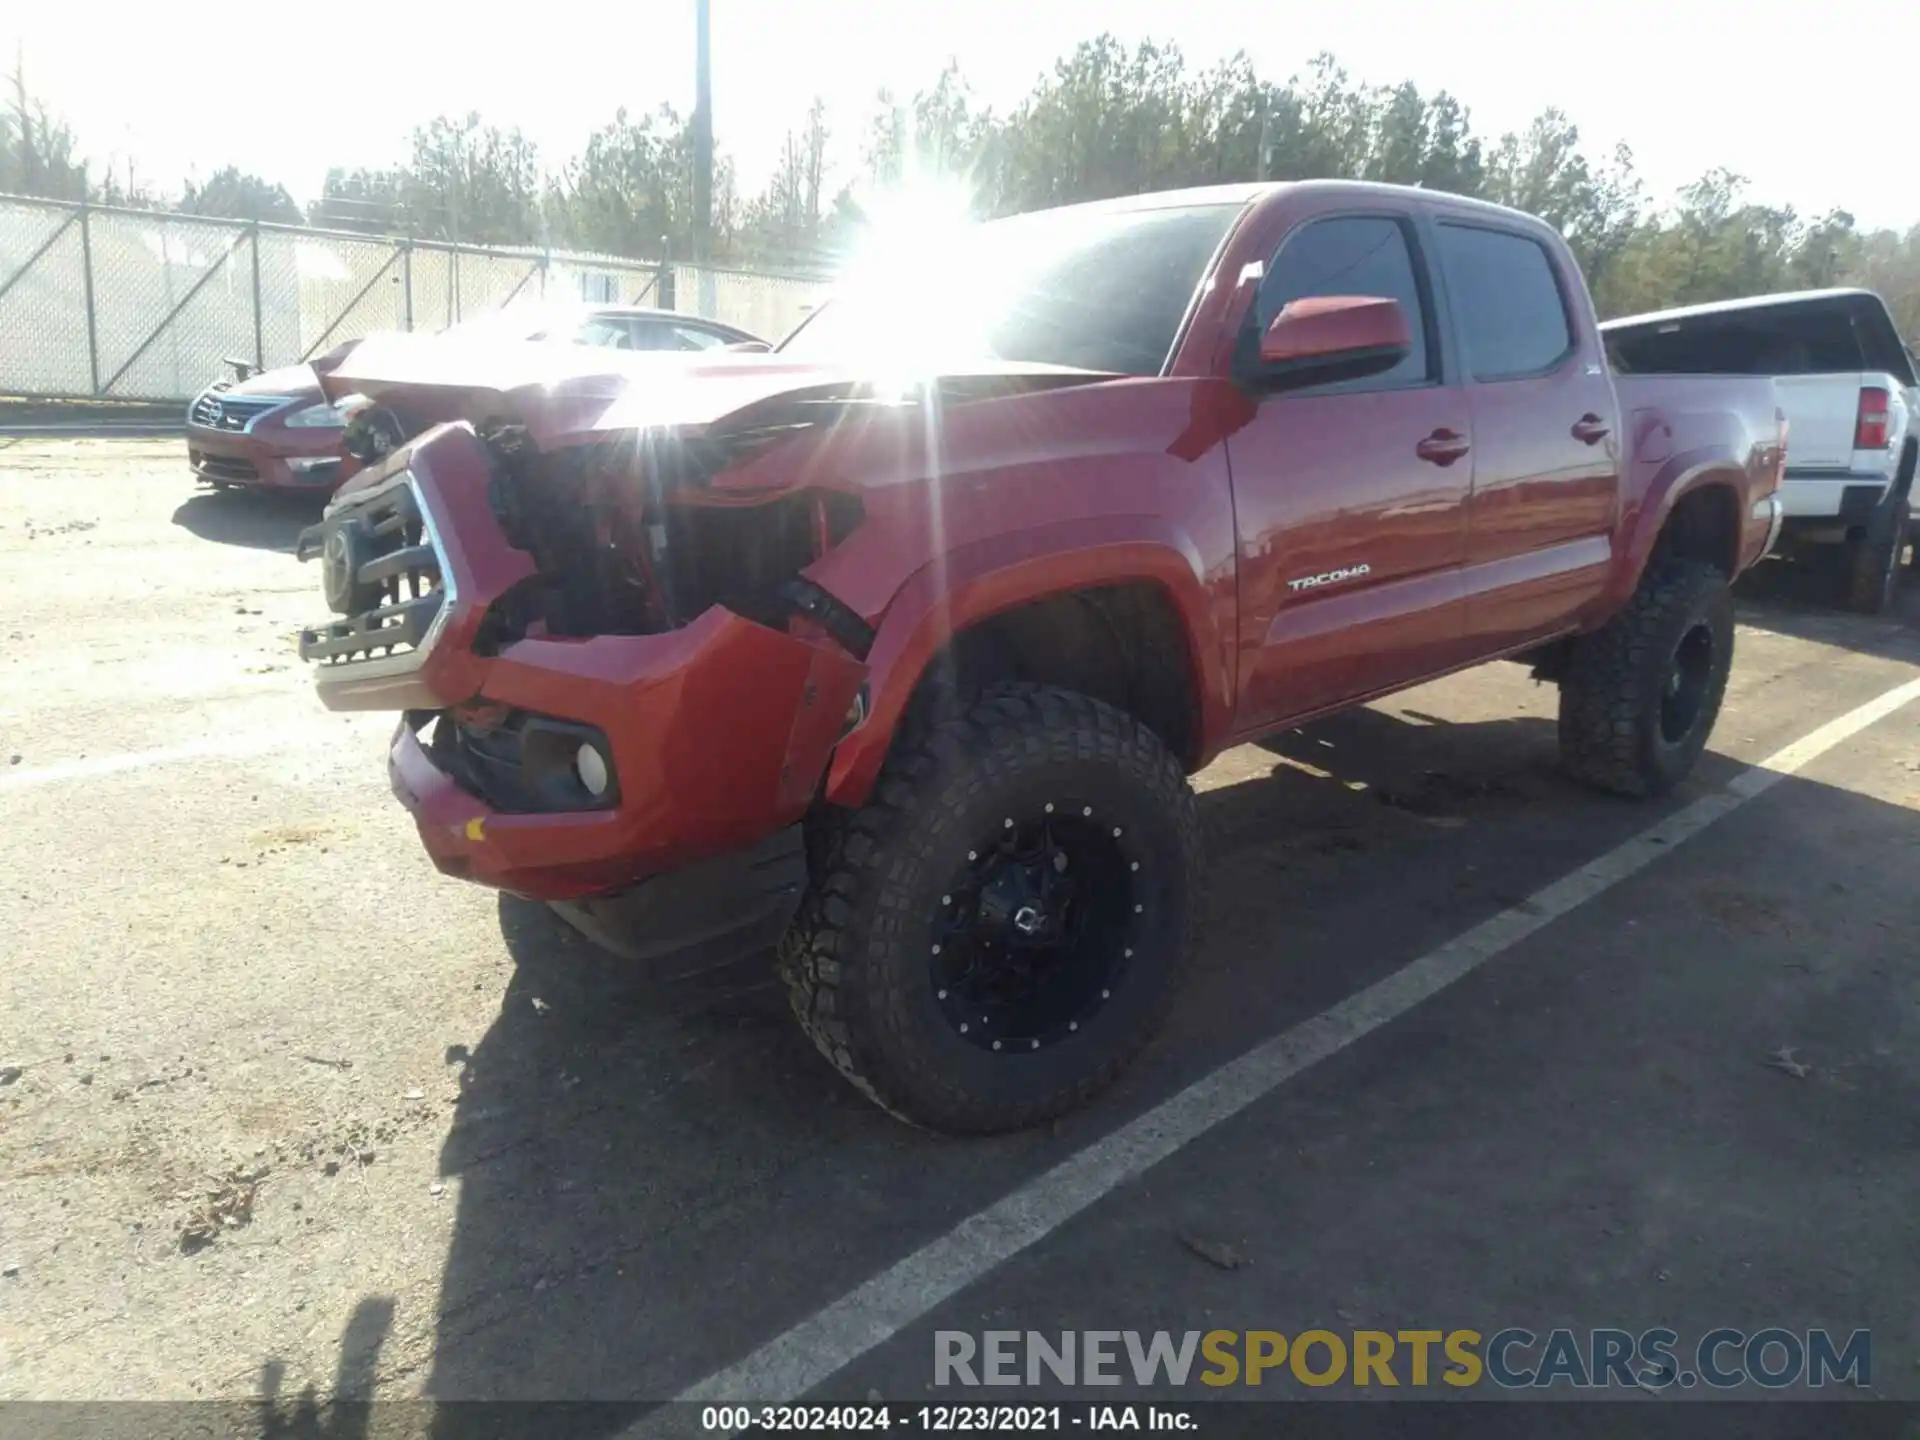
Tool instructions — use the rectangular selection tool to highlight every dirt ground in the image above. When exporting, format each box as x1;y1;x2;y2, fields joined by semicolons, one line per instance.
1;439;1916;1429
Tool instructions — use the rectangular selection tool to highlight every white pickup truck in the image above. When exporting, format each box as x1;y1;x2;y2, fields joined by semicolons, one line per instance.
1603;288;1918;612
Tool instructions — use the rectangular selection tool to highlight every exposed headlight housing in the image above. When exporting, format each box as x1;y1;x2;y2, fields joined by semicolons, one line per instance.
339;395;406;462
283;401;349;429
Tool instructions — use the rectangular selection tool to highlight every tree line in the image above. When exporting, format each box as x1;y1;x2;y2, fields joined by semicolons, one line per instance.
5;39;1918;334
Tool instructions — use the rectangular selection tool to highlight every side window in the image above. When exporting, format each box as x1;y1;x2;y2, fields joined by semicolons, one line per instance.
627;321;727;352
671;324;730;351
1251;215;1433;390
624;321;671;351
1436;224;1572;380
571;316;633;349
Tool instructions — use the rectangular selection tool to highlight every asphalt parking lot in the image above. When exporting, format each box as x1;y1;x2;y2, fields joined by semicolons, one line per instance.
1;438;1917;1431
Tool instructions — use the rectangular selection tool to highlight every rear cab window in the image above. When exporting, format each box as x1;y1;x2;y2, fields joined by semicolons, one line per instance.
1434;223;1574;381
1603;295;1915;385
1246;214;1436;392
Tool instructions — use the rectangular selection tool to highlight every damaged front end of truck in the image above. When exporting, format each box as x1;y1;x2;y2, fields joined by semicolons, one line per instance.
291;335;895;963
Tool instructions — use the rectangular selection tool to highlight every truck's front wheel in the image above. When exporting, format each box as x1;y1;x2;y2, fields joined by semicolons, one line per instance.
779;684;1201;1133
1557;559;1734;798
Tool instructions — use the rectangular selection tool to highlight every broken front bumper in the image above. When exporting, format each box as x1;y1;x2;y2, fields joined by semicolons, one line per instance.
187;422;351;492
386;607;866;901
298;422;867;904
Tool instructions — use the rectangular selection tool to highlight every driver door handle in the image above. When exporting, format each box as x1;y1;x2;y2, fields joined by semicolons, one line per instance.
1415;428;1471;466
1572;413;1611;445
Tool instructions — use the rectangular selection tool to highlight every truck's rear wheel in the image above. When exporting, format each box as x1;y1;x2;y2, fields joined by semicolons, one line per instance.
778;684;1201;1133
1556;559;1734;799
1846;500;1909;613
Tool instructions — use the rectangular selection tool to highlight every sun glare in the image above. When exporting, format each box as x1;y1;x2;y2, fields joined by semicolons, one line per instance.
843;174;979;278
826;174;983;394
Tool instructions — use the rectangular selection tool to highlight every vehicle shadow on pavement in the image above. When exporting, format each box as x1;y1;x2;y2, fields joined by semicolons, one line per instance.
1735;554;1920;662
272;701;1913;1422
172;491;325;554
391;707;1658;1411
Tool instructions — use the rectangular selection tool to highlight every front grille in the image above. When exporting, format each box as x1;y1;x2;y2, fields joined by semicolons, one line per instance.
189;392;282;431
296;475;451;670
188;389;226;427
193;452;258;482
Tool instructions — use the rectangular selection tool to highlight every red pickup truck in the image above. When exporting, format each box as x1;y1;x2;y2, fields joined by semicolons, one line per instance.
296;181;1785;1133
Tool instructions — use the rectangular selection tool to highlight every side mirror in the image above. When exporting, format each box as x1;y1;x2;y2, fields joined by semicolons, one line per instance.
724;340;772;353
222;356;258;383
1256;296;1411;390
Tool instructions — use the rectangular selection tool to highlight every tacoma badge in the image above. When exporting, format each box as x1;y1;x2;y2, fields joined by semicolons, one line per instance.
1287;563;1372;592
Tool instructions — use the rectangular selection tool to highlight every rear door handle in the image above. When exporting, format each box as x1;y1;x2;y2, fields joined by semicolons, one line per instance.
1572;413;1610;445
1415;429;1471;466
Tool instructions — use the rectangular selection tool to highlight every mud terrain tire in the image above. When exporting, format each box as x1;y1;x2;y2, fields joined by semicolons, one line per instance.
779;683;1201;1133
1557;559;1734;799
1846;499;1909;614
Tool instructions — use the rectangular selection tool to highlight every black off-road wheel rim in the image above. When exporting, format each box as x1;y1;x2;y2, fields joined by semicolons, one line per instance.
1659;620;1716;746
929;803;1138;1054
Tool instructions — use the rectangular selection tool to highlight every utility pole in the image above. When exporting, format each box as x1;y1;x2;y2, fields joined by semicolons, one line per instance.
1256;91;1272;181
12;41;35;194
692;0;712;264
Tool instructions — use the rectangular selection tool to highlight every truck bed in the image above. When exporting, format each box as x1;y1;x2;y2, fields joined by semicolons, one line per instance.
1611;371;1783;476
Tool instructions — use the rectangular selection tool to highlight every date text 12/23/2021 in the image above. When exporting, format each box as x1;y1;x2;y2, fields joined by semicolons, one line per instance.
700;1405;1193;1432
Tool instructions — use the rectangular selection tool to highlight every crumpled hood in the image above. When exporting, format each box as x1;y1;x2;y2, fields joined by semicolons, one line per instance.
310;330;1111;450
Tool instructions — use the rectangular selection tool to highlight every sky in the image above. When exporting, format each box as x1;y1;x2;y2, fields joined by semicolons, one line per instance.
6;1;1914;232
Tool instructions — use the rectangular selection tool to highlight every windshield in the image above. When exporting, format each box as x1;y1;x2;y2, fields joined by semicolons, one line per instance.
779;201;1242;375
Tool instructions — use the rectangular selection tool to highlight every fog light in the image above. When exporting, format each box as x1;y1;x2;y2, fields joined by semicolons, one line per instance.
574;743;610;798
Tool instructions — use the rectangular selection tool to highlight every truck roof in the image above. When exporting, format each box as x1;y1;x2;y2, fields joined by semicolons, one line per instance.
1598;288;1886;332
1018;179;1557;231
1601;287;1916;386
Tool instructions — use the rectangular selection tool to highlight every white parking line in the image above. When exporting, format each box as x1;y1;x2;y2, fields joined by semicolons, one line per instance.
0;732;303;793
646;674;1920;1422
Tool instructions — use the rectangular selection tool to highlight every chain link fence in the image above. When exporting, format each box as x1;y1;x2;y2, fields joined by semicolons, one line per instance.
0;192;832;403
669;263;826;346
